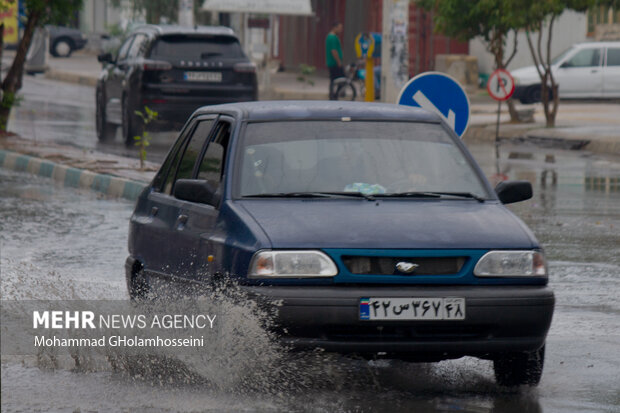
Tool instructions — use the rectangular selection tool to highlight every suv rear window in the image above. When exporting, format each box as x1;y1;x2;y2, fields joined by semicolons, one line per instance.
149;35;244;60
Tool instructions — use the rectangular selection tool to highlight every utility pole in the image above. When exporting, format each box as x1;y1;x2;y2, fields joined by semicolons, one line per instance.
179;0;194;27
380;0;409;103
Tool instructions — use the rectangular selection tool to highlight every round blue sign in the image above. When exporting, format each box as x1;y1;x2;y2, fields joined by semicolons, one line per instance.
397;72;470;138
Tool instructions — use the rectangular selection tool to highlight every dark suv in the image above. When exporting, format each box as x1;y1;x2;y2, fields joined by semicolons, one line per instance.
96;25;258;145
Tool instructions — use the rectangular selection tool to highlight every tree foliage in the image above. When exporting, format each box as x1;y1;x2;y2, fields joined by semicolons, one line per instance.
517;0;595;127
417;0;523;121
420;0;611;127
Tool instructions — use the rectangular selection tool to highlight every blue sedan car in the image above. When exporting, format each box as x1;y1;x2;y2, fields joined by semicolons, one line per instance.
127;101;554;387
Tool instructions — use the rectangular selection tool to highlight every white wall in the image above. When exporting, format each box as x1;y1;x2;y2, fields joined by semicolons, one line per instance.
470;10;588;75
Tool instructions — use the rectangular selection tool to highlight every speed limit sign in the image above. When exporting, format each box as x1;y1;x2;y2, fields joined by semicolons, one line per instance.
487;69;515;101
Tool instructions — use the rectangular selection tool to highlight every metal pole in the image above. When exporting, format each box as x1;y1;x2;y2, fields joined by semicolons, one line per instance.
495;100;501;175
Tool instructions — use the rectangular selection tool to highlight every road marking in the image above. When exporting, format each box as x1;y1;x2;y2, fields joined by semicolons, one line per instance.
413;90;456;130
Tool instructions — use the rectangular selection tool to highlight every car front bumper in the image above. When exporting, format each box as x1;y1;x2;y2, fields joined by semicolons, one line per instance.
512;85;530;101
242;285;554;360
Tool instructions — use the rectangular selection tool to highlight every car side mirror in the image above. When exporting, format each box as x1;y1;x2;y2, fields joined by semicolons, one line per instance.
495;180;533;204
97;52;113;64
174;179;220;206
559;61;571;68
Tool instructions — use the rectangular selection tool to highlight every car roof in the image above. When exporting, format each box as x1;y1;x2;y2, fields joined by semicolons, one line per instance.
574;41;620;48
133;24;236;37
194;101;443;123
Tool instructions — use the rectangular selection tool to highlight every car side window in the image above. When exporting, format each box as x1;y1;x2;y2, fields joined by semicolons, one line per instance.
564;48;601;68
169;119;216;192
117;36;134;62
153;128;191;192
607;48;620;66
197;122;231;191
128;34;148;59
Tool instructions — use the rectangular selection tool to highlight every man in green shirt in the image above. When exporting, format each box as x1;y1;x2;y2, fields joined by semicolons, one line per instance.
326;22;344;100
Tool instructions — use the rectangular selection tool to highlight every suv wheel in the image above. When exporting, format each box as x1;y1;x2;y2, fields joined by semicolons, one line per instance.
122;96;142;147
494;345;545;387
96;89;116;141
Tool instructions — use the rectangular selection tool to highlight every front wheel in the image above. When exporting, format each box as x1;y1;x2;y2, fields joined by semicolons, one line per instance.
494;345;545;387
128;269;151;301
334;82;357;101
51;38;73;58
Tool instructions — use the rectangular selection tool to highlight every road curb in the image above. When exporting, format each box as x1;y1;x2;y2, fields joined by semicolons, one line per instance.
0;149;146;201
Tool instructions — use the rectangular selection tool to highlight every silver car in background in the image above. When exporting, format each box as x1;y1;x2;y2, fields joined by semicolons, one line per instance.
511;41;620;103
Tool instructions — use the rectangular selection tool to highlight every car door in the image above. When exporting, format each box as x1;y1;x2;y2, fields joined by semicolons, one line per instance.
555;47;603;98
176;117;234;283
603;46;620;97
133;115;217;282
105;35;135;123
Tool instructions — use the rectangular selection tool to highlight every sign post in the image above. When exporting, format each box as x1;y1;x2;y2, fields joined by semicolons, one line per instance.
487;69;515;176
354;33;376;102
397;72;470;138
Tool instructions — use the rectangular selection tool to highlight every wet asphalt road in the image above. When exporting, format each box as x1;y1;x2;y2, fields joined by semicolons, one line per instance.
7;75;176;163
1;143;619;412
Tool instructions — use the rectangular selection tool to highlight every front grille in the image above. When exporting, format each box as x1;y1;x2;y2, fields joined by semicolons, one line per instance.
341;256;466;276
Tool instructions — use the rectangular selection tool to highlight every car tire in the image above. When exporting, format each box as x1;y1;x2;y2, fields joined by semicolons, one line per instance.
122;95;142;147
128;268;151;301
335;82;357;101
96;89;116;142
494;345;545;387
51;38;73;58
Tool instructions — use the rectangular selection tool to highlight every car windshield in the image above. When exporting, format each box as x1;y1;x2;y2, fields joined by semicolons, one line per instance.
149;35;244;60
236;121;489;199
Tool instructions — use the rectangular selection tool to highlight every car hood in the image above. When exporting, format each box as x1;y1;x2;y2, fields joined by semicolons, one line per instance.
511;65;552;85
237;199;537;250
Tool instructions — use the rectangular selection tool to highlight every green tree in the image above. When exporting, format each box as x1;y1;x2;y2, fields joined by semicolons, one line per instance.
518;0;594;127
0;0;83;132
417;0;523;122
110;0;179;24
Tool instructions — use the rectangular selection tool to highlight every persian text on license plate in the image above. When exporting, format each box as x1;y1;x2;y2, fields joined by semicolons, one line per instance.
184;71;222;82
360;297;465;320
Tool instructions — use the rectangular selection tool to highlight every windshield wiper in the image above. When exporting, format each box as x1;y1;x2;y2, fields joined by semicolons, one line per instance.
244;191;376;200
375;191;485;202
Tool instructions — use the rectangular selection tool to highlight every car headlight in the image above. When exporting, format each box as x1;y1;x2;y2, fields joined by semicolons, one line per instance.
474;251;547;277
248;250;338;278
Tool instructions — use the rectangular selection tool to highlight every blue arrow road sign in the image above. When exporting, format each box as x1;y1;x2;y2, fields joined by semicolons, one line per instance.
397;72;470;138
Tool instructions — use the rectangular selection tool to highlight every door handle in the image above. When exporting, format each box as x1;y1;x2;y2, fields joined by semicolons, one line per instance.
176;214;188;230
591;69;599;73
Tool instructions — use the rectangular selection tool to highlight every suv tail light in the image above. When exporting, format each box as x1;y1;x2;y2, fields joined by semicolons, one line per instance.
233;62;257;73
143;60;173;71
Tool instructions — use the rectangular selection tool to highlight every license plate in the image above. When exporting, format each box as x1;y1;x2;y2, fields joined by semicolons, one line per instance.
184;71;222;82
360;297;465;320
